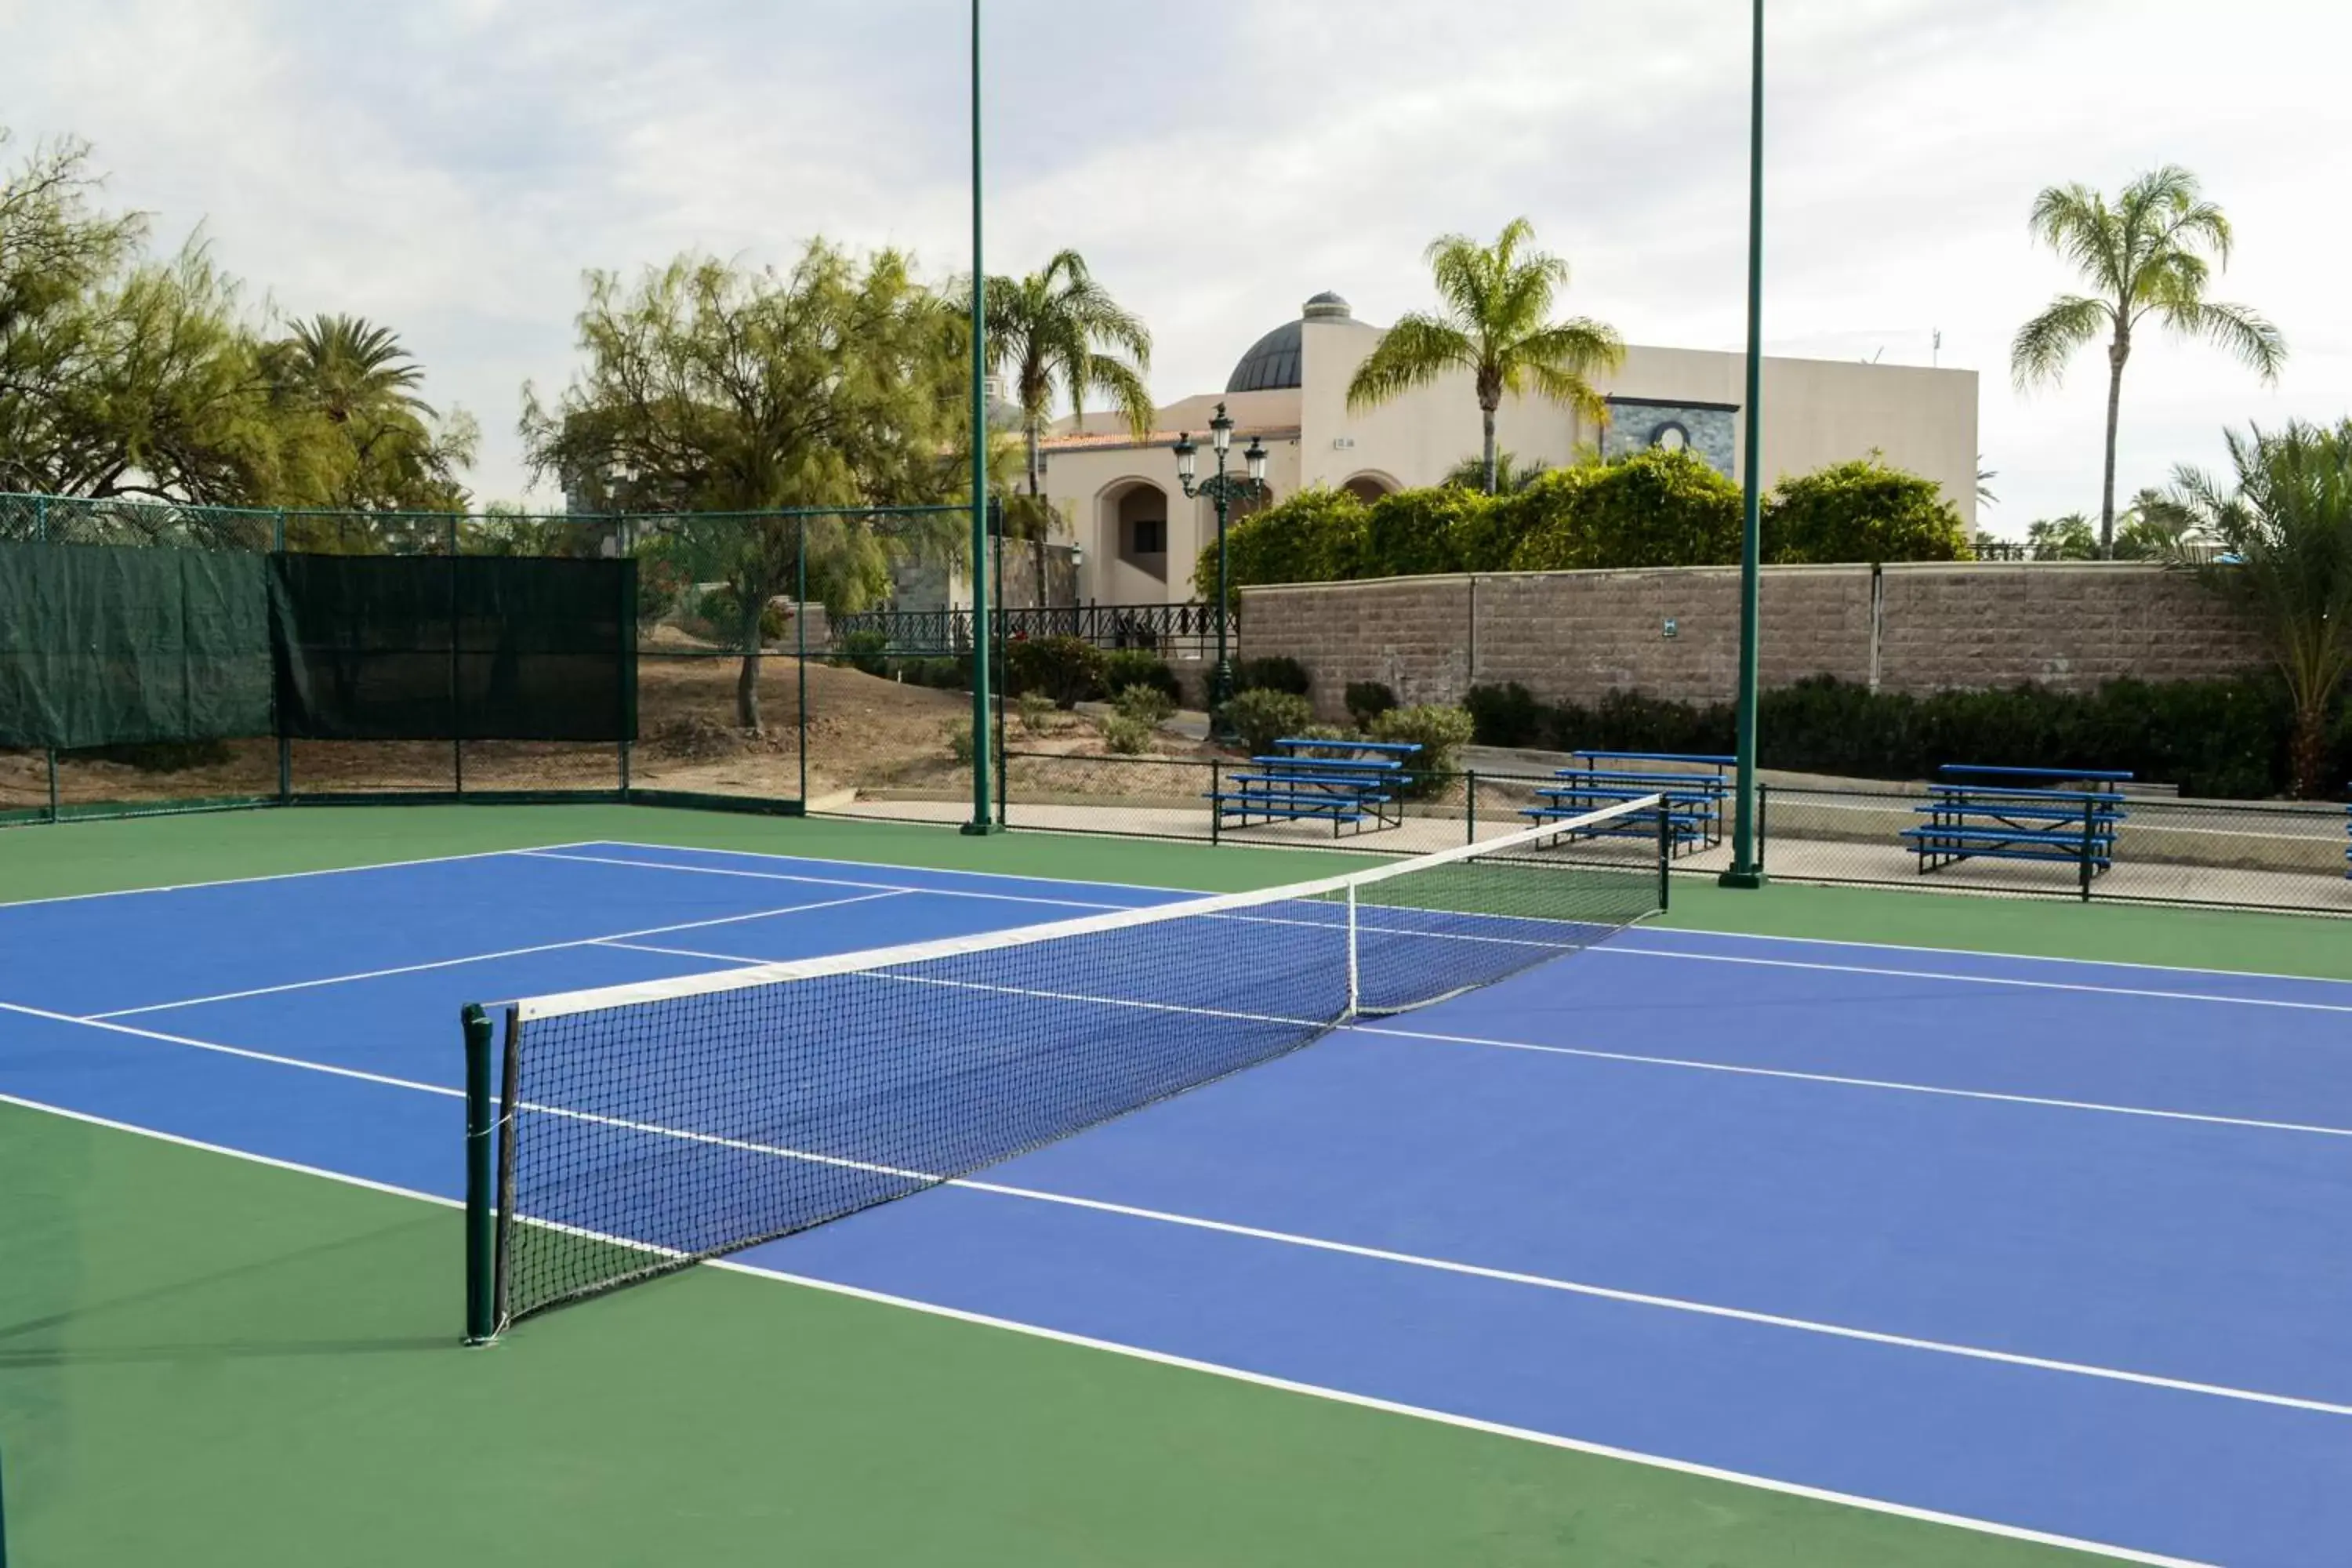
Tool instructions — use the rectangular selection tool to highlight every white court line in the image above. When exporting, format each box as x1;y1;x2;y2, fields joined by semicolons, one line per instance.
0;840;611;911
5;1002;2346;1418
1618;925;2352;989
516;848;1140;914
0;1092;2207;1568
0;1000;461;1098
82;890;909;1020
1593;945;2352;1014
1356;1025;2352;1140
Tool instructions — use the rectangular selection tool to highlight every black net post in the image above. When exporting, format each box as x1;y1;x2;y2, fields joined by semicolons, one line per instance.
1209;758;1221;844
2079;796;2097;903
462;1003;498;1345
1466;771;1479;846
1657;797;1673;912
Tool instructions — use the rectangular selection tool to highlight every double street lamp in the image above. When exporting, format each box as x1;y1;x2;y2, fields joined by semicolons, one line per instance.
1172;401;1267;735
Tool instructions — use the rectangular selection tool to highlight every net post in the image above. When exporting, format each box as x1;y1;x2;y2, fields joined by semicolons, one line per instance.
1344;883;1360;1018
462;1003;497;1345
1466;769;1478;845
1209;758;1221;844
1657;794;1672;912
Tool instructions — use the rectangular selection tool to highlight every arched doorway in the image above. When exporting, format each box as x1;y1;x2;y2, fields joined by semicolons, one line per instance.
1341;472;1399;504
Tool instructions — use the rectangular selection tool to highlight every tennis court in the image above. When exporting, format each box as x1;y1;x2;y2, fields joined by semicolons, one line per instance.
3;808;2347;1567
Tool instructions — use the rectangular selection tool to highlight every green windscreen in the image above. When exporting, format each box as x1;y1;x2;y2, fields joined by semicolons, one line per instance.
0;542;273;749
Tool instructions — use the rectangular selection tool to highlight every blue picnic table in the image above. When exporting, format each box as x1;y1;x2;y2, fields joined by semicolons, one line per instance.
1207;736;1424;837
1523;750;1730;855
1902;764;2132;885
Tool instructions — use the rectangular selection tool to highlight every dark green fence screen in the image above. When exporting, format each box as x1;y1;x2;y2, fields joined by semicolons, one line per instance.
1;543;635;749
270;555;636;742
0;542;274;748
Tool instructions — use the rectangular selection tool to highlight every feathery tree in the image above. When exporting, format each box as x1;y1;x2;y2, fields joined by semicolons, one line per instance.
522;244;973;730
964;249;1152;501
1348;218;1622;495
2168;419;2352;797
262;314;474;514
2011;166;2285;557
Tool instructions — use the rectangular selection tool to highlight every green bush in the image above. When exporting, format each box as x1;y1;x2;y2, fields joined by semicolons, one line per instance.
917;655;967;690
1101;650;1182;706
1459;673;2328;799
1345;681;1398;728
1017;690;1058;735
1221;688;1313;756
1367;704;1476;797
1232;655;1311;696
1508;448;1744;572
1362;488;1494;579
1463;683;1546;748
837;627;891;675
1766;455;1971;564
1098;713;1155;755
636;554;688;626
1194;486;1370;600
702;586;790;646
941;720;1004;768
1113;684;1177;728
1004;635;1106;708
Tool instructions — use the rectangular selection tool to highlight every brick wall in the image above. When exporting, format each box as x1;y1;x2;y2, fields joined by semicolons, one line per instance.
1240;563;2267;720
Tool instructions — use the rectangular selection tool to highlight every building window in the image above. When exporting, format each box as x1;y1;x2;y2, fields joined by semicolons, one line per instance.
1131;515;1165;554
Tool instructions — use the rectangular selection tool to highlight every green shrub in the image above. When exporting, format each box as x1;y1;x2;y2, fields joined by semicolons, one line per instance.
636;555;688;626
1344;681;1397;728
1114;684;1177;728
702;586;790;646
1454;673;2330;799
1297;722;1355;742
1463;683;1546;748
1017;690;1058;735
1194;486;1371;600
1232;655;1311;696
1004;635;1106;708
1362;488;1494;579
942;720;1004;768
1508;448;1744;572
1101;650;1182;706
1221;688;1313;755
918;656;966;690
1098;714;1154;755
1766;456;1971;564
837;627;891;675
1367;704;1476;797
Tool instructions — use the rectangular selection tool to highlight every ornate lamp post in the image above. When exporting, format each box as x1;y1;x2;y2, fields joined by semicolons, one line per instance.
1173;401;1267;738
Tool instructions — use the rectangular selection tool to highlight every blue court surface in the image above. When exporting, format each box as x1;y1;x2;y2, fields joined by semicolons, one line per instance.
2;837;2347;1566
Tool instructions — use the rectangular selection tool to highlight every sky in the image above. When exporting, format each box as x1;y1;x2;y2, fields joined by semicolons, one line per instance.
4;0;2347;535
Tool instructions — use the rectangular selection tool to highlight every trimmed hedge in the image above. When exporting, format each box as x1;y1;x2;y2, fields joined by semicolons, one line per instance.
1461;674;2347;801
1205;448;1971;595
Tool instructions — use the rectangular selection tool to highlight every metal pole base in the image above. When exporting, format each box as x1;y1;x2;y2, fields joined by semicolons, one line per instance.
960;820;1007;837
1715;869;1766;890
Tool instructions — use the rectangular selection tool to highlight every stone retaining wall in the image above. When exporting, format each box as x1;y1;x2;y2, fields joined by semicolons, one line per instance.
1238;563;2266;719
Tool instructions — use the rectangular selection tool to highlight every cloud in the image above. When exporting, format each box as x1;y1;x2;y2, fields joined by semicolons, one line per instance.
3;0;2343;524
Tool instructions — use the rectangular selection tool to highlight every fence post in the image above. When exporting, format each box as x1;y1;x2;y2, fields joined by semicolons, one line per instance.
1209;758;1221;845
44;750;58;825
1465;770;1478;846
2080;796;2096;903
1755;783;1769;876
462;1004;497;1346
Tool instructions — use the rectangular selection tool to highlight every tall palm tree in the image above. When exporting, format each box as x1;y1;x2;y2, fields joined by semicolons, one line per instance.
271;313;434;424
2011;166;2285;557
971;251;1152;498
1347;218;1622;495
2169;419;2352;798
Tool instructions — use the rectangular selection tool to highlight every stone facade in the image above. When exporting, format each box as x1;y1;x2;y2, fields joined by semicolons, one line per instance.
1600;399;1738;477
1239;563;2268;720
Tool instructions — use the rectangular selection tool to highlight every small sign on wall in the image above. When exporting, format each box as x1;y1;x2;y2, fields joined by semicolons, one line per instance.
1661;617;1679;640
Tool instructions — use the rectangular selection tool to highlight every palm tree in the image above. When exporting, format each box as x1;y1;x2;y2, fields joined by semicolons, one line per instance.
271;314;434;424
2168;419;2352;798
970;250;1152;499
2011;166;2285;557
1347;218;1622;495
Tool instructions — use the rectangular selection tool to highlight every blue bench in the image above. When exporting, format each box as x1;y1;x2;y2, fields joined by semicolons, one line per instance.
1901;765;2131;880
1207;737;1423;837
1524;751;1731;855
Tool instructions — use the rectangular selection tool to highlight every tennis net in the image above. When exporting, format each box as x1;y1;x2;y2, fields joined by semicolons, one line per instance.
466;796;1668;1337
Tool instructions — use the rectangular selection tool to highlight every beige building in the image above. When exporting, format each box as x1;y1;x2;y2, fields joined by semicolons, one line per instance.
1029;290;1978;609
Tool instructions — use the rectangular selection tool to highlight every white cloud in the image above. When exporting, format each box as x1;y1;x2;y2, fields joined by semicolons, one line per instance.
4;0;2345;526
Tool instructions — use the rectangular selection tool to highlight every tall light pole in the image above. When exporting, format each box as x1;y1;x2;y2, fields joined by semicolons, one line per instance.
1720;0;1766;889
961;0;999;834
1172;401;1266;739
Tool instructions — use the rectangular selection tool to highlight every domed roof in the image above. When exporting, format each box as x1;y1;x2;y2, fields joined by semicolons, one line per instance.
1225;291;1356;394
